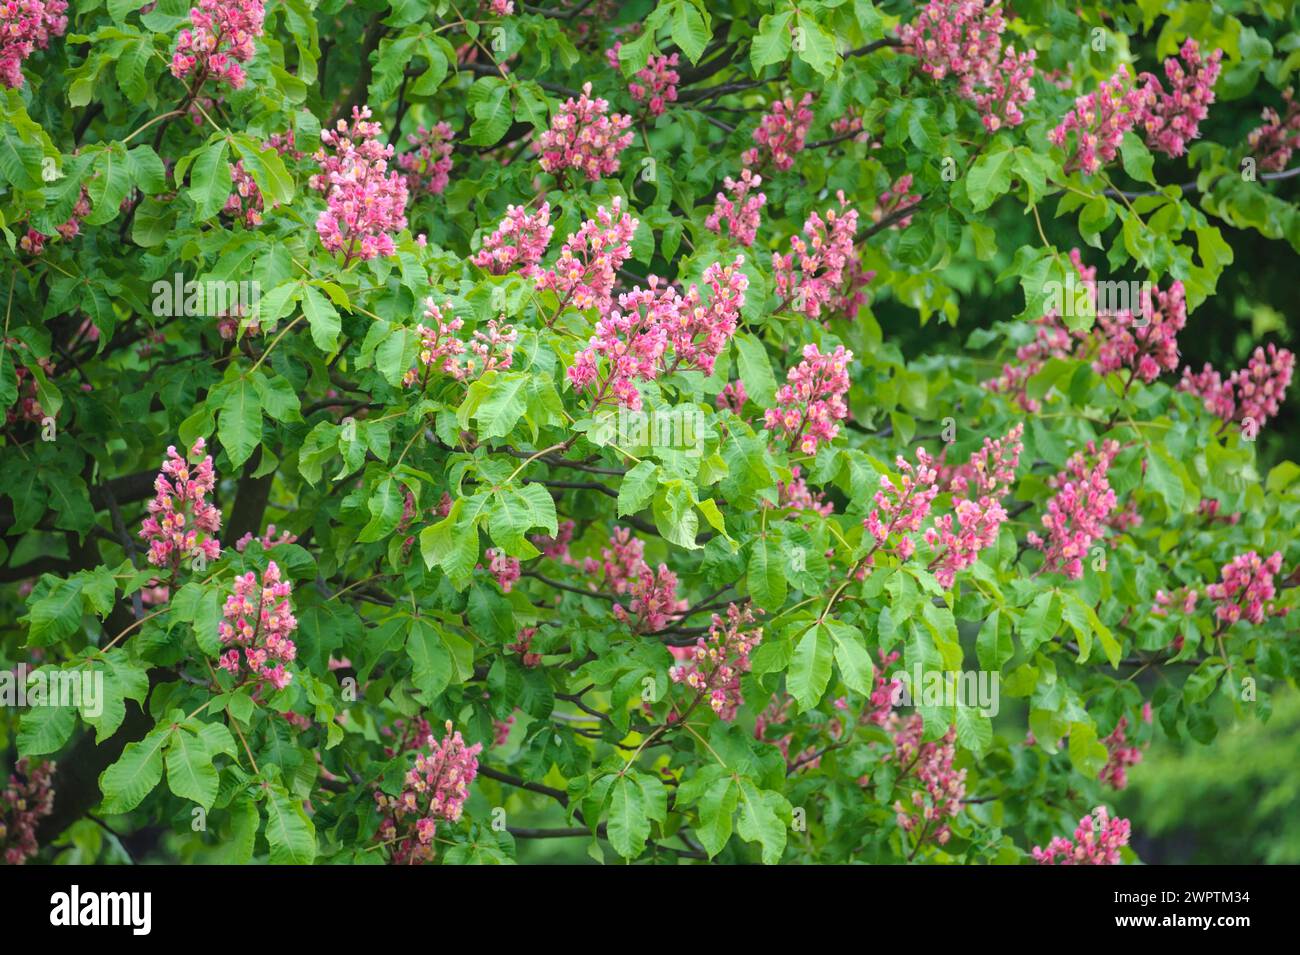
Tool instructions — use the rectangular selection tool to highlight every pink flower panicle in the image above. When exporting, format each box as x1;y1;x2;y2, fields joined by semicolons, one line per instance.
607;44;680;116
567;257;748;410
2;758;56;865
886;715;966;847
402;299;516;386
1026;440;1120;579
374;721;481;865
398;123;454;197
1049;67;1158;175
216;560;297;691
1206;550;1284;626
1093;281;1188;384
1248;88;1300;172
535;82;633;180
473;202;554;276
872;173;921;231
1032;806;1131;865
742;93;814;171
170;0;266;91
715;380;748;416
1179;343;1295;432
20;187;90;256
484;548;522;592
925;424;1024;586
773;192;866;320
1099;716;1143;790
1139;39;1222;158
0;0;67;89
507;626;541;666
775;465;834;516
234;523;297;552
897;0;1036;131
704;168;767;246
668;603;762;720
139;438;222;573
531;519;575;563
585;528;686;632
863;448;941;562
535;196;638;314
764;344;854;455
311;106;409;263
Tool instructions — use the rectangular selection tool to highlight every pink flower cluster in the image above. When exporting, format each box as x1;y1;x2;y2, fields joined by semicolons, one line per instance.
704;168;767;246
0;0;67;90
484;547;522;592
567;258;748;410
224;161;263;226
863;448;940;561
925;424;1024;587
535;197;638;314
398;123;454;196
897;0;1037;131
775;465;834;516
170;0;266;91
1248;89;1300;172
607;44;680;117
535;82;633;181
1;758;55;865
871;174;920;231
1206;551;1284;626
403;298;517;388
1139;39;1222;159
375;721;482;865
585;527;685;633
764;344;854;455
234;523;297;552
1179;343;1295;432
473;202;554;276
1027;440;1120;579
1032;806;1131;865
1094;281;1188;384
507;626;541;666
139;438;222;572
311;107;409;263
668;603;763;720
773;192;865;320
1049;67;1157;175
743;94;814;171
1099;716;1143;789
20;187;90;256
886;715;966;847
216;560;297;690
715;380;748;416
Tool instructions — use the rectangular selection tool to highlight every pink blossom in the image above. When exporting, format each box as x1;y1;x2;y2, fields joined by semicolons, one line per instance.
216;560;298;690
704;168;767;246
1093;281;1187;384
1027;440;1120;579
1248;88;1300;172
764;344;854;455
0;0;68;90
742;93;814;171
1049;67;1157;175
138;438;223;573
234;524;297;552
1099;716;1143;789
170;0;266;91
374;721;482;865
1139;39;1222;158
403;299;516;387
484;547;522;592
773;192;865;320
608;43;680;116
1;758;55;864
863;448;941;562
1206;550;1284;626
398;123;454;196
507;626;541;666
886;715;966;847
1032;806;1130;865
668;603;762;720
1179;343;1295;432
535;196;638;314
311;106;409;263
535;82;633;180
473;202;554;276
715;380;748;415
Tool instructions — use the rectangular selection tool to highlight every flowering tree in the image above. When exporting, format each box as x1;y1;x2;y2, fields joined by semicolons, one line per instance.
1;0;1298;867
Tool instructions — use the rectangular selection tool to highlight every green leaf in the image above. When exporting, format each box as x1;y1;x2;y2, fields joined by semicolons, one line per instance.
264;785;317;864
735;778;788;864
826;619;873;696
607;774;650;859
1119;133;1155;185
788;623;833;711
966;144;1015;212
1018;591;1060;654
300;284;341;352
618;460;659;517
17;700;77;756
793;11;838;78
407;617;452;701
188;139;233;221
746;538;786;611
751;10;793;71
218;376;263;467
734;333;776;406
671;1;711;64
165;727;218;810
100;724;172;814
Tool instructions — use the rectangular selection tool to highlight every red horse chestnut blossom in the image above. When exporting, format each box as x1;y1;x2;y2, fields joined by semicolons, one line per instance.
535;196;638;314
864;448;941;562
138;438;222;573
374;721;481;865
1099;716;1144;789
743;93;814;171
704;168;767;247
668;603;762;720
2;758;55;865
773;192;865;320
473;202;554;276
1027;440;1120;579
608;44;680;117
0;0;67;90
1206;550;1285;626
886;715;966;847
1139;39;1222;158
217;560;298;690
1049;67;1158;175
765;344;853;454
1033;806;1131;865
398;122;454;196
1180;343;1295;432
1248;88;1300;171
535;82;633;181
170;0;266;91
311;106;409;263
